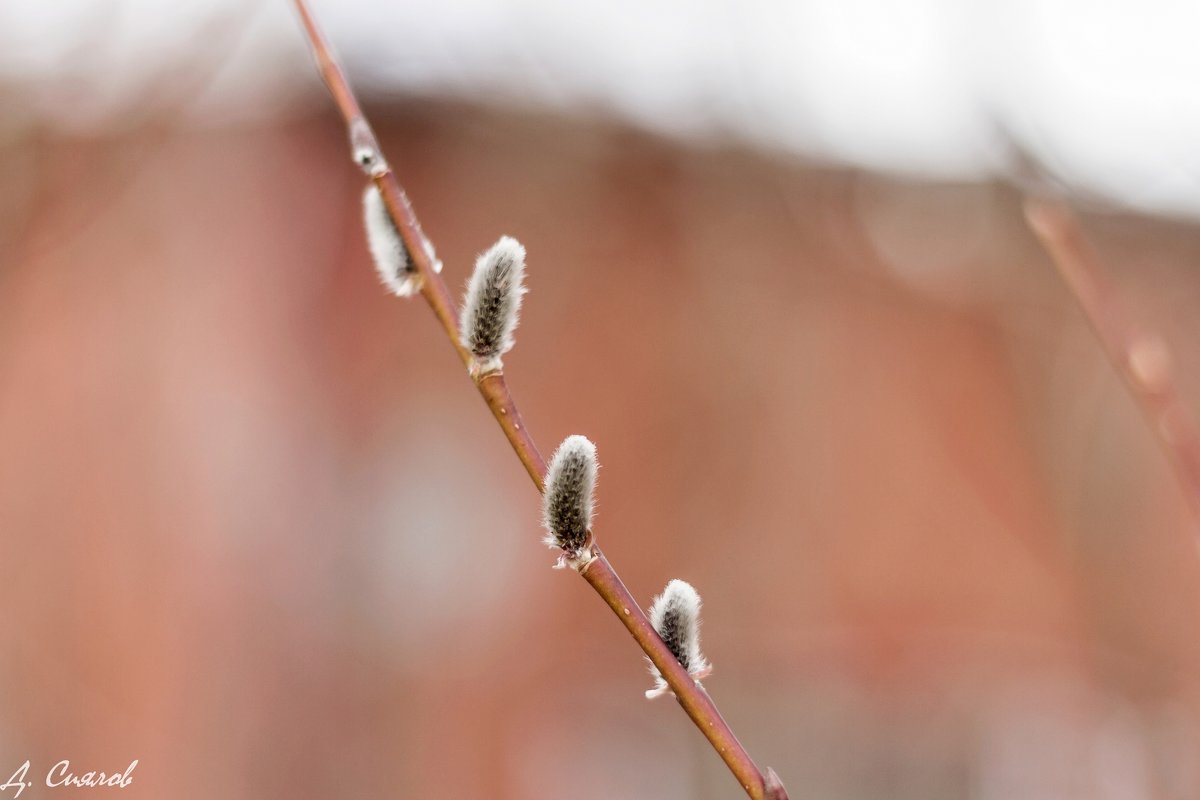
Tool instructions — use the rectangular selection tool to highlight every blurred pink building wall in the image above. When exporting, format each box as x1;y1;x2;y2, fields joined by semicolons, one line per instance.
1;103;1199;799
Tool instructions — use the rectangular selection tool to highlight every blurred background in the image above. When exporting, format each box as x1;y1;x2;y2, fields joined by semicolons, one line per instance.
2;1;1200;798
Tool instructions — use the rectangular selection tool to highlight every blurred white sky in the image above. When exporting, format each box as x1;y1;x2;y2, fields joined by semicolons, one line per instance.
3;0;1199;217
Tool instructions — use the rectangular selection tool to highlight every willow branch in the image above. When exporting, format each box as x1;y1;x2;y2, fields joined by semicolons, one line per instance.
291;0;541;482
289;2;788;798
1025;197;1200;535
581;551;777;798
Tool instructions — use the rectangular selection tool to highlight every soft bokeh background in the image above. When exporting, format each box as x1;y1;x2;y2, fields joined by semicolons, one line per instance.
2;1;1200;798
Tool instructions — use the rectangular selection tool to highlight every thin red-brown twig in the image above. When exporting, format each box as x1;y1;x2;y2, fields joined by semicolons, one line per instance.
290;2;788;798
292;0;543;486
581;551;779;798
1025;197;1200;537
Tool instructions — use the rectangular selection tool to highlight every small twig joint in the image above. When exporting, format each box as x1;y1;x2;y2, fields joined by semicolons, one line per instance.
1025;197;1200;535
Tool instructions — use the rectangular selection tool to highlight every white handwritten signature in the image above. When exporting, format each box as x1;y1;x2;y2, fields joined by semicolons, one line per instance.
0;760;137;798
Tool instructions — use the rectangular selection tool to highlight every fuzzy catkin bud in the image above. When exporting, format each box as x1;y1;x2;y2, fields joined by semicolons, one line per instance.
460;236;526;374
362;185;418;297
645;579;711;699
542;435;598;568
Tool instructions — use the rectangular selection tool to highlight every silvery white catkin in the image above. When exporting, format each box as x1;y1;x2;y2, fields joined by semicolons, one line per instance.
362;185;418;297
646;579;711;699
542;435;598;567
460;236;526;373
